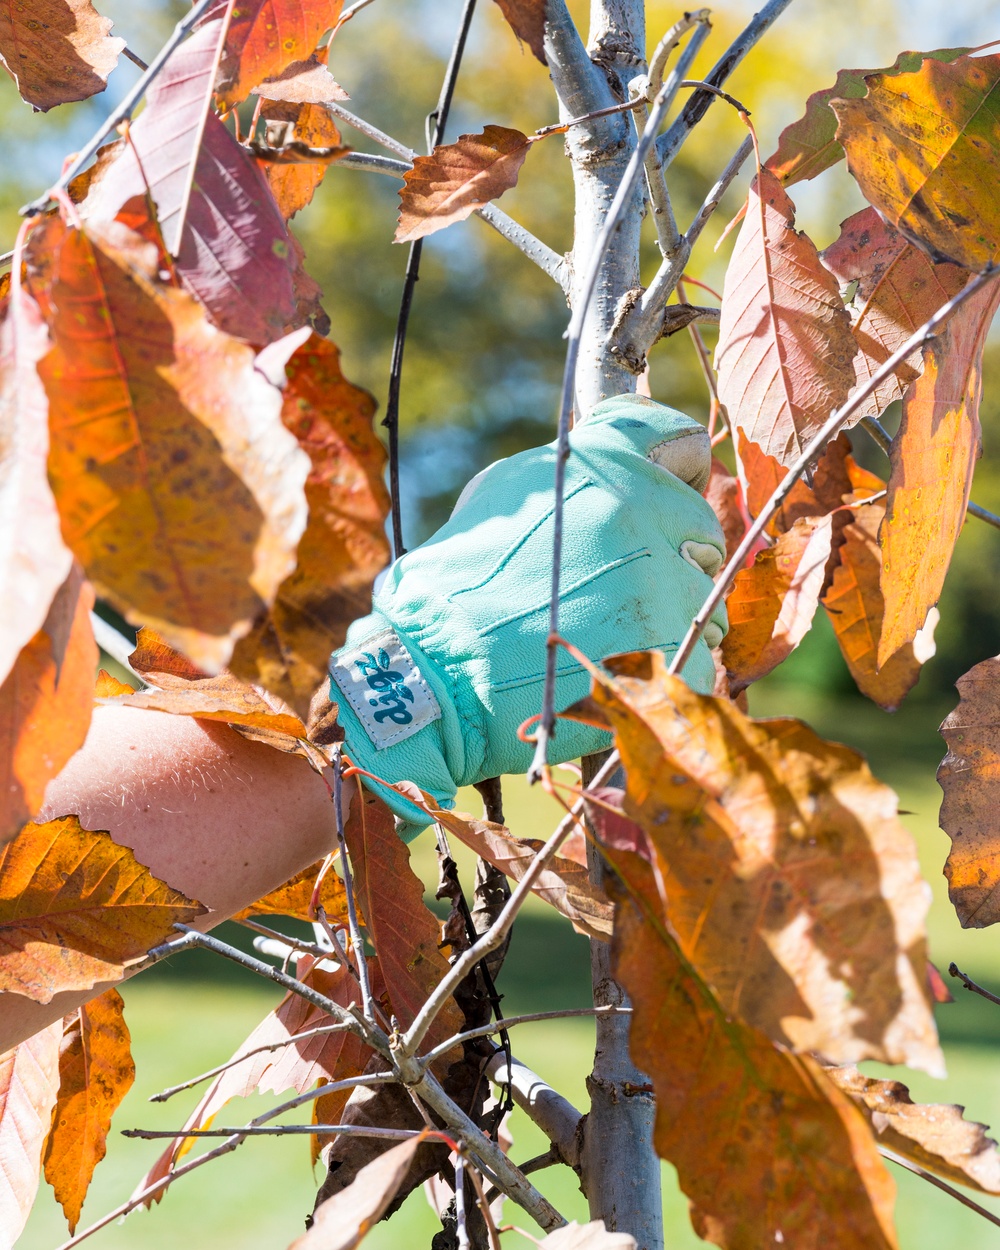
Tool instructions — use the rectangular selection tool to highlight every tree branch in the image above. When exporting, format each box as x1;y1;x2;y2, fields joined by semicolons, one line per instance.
881;1148;1000;1230
418;1006;631;1067
485;1051;583;1167
543;0;619;148
949;962;1000;1007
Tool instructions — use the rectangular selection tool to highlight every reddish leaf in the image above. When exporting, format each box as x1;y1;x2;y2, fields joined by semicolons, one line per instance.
704;457;746;562
492;0;547;64
0;816;204;1003
832;53;1000;270
0;285;72;687
939;656;1000;927
828;1065;1000;1196
26;215;310;674
217;0;345;110
395;126;532;244
251;54;348;104
231;331;389;718
0;0;123;111
715;169;858;465
257;101;349;220
0;1022;62;1246
878;279;1000;663
821;208;968;420
566;650;943;1072
0;567;96;844
765;49;969;188
83;19;313;345
43;989;134;1233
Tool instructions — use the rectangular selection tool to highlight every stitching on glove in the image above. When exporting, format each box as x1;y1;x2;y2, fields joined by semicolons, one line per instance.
491;641;682;691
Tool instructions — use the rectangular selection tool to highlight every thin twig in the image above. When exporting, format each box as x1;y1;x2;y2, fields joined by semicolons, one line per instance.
668;265;1000;676
456;1152;470;1250
948;962;1000;1007
0;249;12;268
334;0;378;28
333;744;375;1020
685;135;755;250
419;1006;632;1067
124;1123;420;1140
236;917;334;960
467;1164;504;1250
22;0;220;215
880;1147;1000;1229
678;278;726;439
323;101;415;161
122;45;150;71
89;612;142;682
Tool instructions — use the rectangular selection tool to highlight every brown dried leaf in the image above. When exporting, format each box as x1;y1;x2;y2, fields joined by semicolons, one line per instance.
0;0;123;111
704;458;746;562
395;126;532;244
492;0;547;63
43;989;134;1232
939;656;1000;927
0;816;204;1003
25;214;309;674
233;859;351;924
252;54;349;103
0;568;96;844
566;650;943;1072
828;1065;1000;1196
0;1022;62;1247
289;1133;426;1250
716;169;858;465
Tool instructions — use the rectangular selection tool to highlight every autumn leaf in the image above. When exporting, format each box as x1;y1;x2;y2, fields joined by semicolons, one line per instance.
251;54;349;104
0;284;72;687
715;168;858;465
25;214;310;675
0;1022;62;1248
93;669;134;698
539;1225;637;1249
395;126;533;244
289;1133;427;1250
704;458;746;562
492;0;547;64
0;0;123;112
821;504;935;712
217;0;345;111
234;858;351;924
43;989;134;1233
258;101;349;219
566;650;943;1072
0;816;204;1003
938;656;1000;927
343;784;463;1049
765;48;969;188
878;278;1000;663
83;19;315;345
0;567;96;844
832;53;1000;270
827;1065;1000;1196
230;330;389;718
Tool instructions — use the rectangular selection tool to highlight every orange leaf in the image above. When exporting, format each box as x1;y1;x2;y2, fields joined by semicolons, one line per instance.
43;988;134;1233
0;285;73;687
257;101;349;219
0;567;96;844
231;331;389;718
567;651;943;1073
939;656;1000;927
827;1065;1000;1196
832;53;1000;270
25;215;309;674
395;126;532;244
233;858;351;925
251;54;349;104
820;207;968;420
0;0;123;111
704;457;746;562
344;785;462;1048
93;669;135;698
0;1022;62;1246
716;169;858;466
878;278;1000;663
822;504;934;711
0;816;204;1003
216;0;345;110
492;0;547;64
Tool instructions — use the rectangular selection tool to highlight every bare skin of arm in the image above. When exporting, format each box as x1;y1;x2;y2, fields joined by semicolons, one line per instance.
0;705;343;1053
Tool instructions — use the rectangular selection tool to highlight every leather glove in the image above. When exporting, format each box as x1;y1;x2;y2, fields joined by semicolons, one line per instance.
329;394;728;837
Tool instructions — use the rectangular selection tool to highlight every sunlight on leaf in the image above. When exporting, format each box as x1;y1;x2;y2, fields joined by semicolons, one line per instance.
0;1022;61;1247
0;0;123;111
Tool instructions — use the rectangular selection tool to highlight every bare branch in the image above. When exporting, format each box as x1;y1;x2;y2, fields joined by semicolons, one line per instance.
335;0;379;28
333;744;375;1020
881;1148;1000;1230
485;1051;583;1167
89;612;143;681
949;962;1000;1007
544;0;619;145
419;1006;632;1067
324;101;416;161
122;45;150;72
124;1123;420;1140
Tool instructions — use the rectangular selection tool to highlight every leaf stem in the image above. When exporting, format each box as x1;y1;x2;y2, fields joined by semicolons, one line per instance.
880;1147;1000;1229
948;962;1000;1007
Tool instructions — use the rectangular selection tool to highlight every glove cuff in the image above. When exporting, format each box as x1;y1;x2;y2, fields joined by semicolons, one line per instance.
329;609;458;836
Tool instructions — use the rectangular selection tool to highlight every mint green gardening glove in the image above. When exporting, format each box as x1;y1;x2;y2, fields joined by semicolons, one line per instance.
329;394;728;837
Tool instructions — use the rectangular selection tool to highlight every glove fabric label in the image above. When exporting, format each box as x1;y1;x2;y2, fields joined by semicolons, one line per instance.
330;627;442;750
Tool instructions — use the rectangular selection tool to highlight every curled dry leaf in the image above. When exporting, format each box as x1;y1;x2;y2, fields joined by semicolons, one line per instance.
765;48;969;188
715;168;858;466
939;656;1000;927
231;330;389;719
878;278;1000;664
565;650;943;1073
832;52;1000;270
258;102;349;220
0;0;124;112
539;1222;637;1248
827;1065;1000;1196
43;988;135;1233
0;1021;62;1249
0;567;96;845
492;0;547;64
251;54;349;104
820;208;968;420
217;0;346;110
0;284;72;687
288;1132;426;1250
0;816;204;1003
395;126;533;244
26;215;310;675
